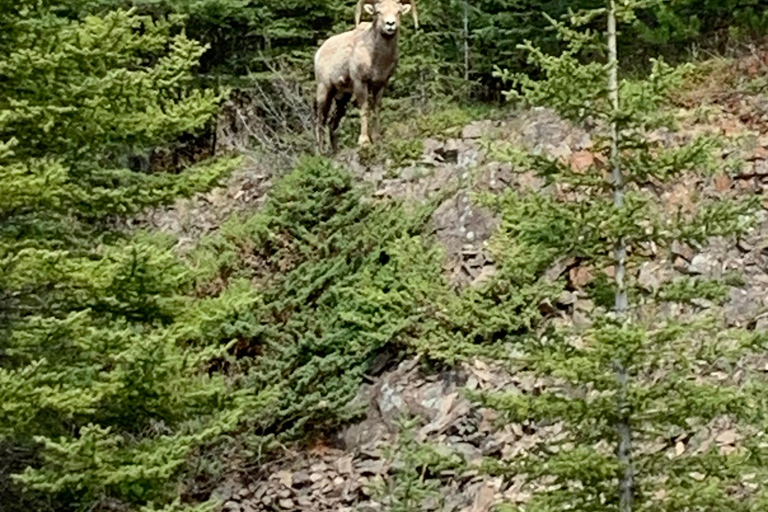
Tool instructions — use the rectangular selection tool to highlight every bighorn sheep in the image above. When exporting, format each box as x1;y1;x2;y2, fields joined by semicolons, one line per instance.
314;0;418;153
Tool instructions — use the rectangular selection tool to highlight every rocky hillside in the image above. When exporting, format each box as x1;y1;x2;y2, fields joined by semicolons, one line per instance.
133;52;768;512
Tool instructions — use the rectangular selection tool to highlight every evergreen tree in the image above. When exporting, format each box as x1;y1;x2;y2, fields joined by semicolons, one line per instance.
66;0;768;102
482;1;768;510
0;3;240;511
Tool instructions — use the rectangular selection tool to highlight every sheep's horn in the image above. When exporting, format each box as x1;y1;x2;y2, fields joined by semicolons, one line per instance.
355;0;418;29
355;0;374;26
405;0;418;29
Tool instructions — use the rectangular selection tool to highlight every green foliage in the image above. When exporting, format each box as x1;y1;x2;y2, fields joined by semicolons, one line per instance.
189;156;555;444
480;2;767;511
369;417;465;512
0;2;239;511
635;0;768;47
4;2;766;512
190;157;451;442
71;0;768;104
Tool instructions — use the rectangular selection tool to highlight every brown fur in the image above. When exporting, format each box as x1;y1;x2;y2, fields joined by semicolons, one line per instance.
314;0;416;153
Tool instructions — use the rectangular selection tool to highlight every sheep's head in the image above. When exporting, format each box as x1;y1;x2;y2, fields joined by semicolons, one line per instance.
355;0;418;35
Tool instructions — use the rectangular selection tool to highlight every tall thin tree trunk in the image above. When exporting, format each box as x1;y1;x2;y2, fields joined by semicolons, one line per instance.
463;0;470;82
608;2;633;511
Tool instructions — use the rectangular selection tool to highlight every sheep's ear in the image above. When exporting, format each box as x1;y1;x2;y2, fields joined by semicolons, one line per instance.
400;4;412;14
364;4;375;15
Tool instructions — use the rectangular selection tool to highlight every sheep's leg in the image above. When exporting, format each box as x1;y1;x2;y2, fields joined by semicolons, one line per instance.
372;86;386;142
315;83;334;153
355;83;371;147
329;93;352;154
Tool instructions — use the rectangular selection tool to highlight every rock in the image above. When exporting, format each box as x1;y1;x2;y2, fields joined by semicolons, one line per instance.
452;442;483;466
241;501;259;512
357;502;383;512
691;298;714;309
569;150;595;172
572;309;592;330
737;239;755;253
725;288;761;326
672;241;695;262
714;173;732;192
637;263;661;293
471;265;498;287
277;470;293;488
557;290;578;306
432;192;499;283
516;170;545;191
716;430;737;445
297;496;314;507
378;381;404;415
423;138;444;155
237;487;251;500
462;121;494;140
673;257;689;273
212;487;234;504
688;253;719;277
435;141;460;163
223;501;242;512
336;457;354;476
569;266;594;288
401;166;421;181
575;299;595;312
442;494;467;512
422;496;440;511
546;257;578;282
278;498;295;509
251;483;268;500
470;481;496;512
357;459;385;476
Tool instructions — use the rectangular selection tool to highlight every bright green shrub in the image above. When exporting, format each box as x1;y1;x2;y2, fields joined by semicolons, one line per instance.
0;2;238;511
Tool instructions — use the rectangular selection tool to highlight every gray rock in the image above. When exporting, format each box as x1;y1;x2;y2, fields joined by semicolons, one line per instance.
689;253;720;277
401;166;421;181
222;501;242;512
358;502;383;512
452;442;483;465
378;381;404;414
558;290;578;306
672;240;695;262
422;496;441;510
435;141;460;163
432;192;499;286
462;121;494;140
249;483;268;500
292;471;311;487
572;310;592;330
471;265;498;287
297;496;314;507
241;501;259;512
575;299;595;313
725;288;762;326
212;487;234;503
356;459;385;476
638;263;661;293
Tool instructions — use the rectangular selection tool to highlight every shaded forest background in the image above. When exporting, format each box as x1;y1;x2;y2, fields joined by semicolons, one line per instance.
60;0;768;96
